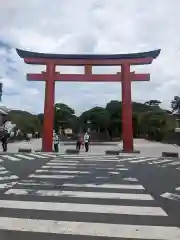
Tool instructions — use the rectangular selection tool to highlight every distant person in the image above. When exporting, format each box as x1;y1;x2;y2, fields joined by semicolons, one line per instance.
53;131;59;152
84;132;90;152
1;130;9;152
27;133;32;141
76;133;83;151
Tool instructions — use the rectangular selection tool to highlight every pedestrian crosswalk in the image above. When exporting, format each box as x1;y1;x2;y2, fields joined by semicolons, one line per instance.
1;151;180;172
0;155;180;239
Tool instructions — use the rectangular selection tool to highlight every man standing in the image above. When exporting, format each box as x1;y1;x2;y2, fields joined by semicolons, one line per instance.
84;132;90;152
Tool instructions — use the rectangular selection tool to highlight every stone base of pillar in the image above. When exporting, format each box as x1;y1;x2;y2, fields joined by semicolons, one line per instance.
66;149;80;154
162;152;178;158
119;149;140;154
105;150;120;155
19;148;32;153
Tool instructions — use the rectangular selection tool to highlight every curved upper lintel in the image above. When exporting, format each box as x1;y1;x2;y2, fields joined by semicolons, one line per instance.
16;48;161;61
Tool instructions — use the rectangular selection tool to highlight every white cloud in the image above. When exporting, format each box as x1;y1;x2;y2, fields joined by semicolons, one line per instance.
0;0;180;114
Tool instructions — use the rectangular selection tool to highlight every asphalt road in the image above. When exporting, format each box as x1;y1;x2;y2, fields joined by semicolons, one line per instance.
0;153;180;239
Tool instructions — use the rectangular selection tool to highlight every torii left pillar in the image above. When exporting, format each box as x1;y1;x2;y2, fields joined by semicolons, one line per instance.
42;62;56;152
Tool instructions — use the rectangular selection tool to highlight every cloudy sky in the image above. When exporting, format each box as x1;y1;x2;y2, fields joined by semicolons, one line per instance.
0;0;180;115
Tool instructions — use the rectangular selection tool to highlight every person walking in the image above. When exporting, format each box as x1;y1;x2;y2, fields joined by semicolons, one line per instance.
53;131;60;152
1;130;9;152
84;132;90;152
76;133;83;151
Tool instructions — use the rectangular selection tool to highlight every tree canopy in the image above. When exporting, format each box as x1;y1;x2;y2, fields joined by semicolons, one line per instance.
171;96;180;113
7;98;177;141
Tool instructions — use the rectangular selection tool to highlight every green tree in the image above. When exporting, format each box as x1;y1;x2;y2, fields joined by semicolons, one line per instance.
7;110;41;134
105;101;122;138
171;96;180;113
54;103;76;132
145;100;162;108
6;99;176;142
79;107;110;133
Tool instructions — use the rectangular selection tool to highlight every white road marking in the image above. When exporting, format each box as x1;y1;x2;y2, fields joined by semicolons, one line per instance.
28;153;48;159
47;162;96;166
1;155;20;161
35;169;90;174
116;168;128;171
152;159;174;164
62;183;145;190
28;174;75;179
40;153;57;158
42;165;74;169
0;217;180;239
0;199;167;216
123;177;138;182
109;172;120;175
161;192;180;201
0;167;6;170
62;156;86;158
62;155;118;159
5;189;154;200
96;176;108;179
15;154;35;160
46;162;78;166
0;175;19;180
50;160;79;163
0;170;9;174
0;182;17;189
119;156;148;162
130;157;158;163
166;161;180;166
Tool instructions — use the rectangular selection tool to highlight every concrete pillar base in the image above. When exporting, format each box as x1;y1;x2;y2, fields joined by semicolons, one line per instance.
119;149;140;154
162;152;179;158
18;148;32;153
66;149;80;154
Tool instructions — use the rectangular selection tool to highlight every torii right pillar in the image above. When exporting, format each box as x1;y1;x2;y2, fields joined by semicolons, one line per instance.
120;51;161;153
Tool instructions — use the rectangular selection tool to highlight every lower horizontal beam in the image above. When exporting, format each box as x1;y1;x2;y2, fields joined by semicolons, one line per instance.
27;73;150;82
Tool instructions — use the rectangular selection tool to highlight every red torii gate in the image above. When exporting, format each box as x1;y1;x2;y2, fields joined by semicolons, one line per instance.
16;48;160;152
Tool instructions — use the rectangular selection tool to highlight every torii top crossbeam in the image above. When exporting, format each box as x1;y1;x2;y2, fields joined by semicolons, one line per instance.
17;48;160;65
16;48;160;152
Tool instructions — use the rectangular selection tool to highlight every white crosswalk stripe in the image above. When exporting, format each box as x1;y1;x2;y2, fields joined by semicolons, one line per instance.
161;185;180;203
0;155;179;239
0;165;19;190
0;153;58;162
115;154;180;171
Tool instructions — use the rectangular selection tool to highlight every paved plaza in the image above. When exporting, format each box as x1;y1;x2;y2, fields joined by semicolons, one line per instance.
4;138;180;157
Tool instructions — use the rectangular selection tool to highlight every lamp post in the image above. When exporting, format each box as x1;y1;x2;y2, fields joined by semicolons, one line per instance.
54;105;60;133
87;120;91;133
